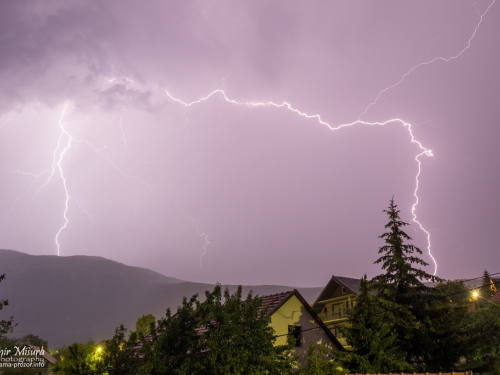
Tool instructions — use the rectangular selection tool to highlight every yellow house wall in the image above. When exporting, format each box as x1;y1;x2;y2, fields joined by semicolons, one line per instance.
270;295;340;355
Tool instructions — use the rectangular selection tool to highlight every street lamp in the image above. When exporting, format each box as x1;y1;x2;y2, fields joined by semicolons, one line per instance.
474;292;500;308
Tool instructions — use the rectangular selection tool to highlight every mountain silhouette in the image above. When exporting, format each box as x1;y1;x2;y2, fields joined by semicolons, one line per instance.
0;249;322;348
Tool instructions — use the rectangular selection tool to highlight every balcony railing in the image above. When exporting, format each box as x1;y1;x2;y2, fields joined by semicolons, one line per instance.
317;310;348;322
338;337;348;347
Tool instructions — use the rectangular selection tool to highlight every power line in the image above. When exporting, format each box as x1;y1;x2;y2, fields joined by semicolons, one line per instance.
310;271;500;312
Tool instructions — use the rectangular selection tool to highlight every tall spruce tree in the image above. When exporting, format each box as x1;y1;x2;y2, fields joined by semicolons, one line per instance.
481;269;497;299
372;198;440;305
370;198;467;371
337;275;414;373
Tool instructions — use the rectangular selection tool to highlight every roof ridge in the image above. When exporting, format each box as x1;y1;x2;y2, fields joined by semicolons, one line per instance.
334;275;361;280
261;290;294;298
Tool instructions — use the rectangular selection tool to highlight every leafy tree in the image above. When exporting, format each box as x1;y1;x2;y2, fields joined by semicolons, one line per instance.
133;314;155;339
418;284;468;371
460;302;500;373
296;342;342;375
142;294;202;374
0;273;15;337
436;280;471;307
51;329;139;375
337;275;414;373
195;284;292;374
52;341;102;375
101;324;138;375
141;284;294;374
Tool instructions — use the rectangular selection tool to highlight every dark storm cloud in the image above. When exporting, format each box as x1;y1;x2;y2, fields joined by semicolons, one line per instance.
0;0;499;287
0;1;139;112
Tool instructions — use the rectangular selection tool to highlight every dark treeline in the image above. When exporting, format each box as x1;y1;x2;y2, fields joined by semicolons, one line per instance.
2;199;499;375
336;199;499;374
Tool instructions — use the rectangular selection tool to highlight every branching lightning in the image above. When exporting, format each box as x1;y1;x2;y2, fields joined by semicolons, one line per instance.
166;89;438;273
6;105;153;256
0;113;14;130
53;106;72;256
183;212;210;270
11;105;74;256
5;1;496;275
75;137;153;193
359;0;496;120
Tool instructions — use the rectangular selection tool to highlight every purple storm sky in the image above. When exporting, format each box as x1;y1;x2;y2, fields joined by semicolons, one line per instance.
1;1;499;287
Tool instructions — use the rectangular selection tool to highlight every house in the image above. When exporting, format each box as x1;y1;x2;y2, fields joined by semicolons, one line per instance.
489;288;500;304
260;289;344;355
22;344;57;374
134;289;343;358
27;345;57;365
311;275;361;349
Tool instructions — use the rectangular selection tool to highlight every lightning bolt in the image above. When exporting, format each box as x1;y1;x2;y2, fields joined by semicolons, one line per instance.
359;0;496;120
162;0;496;274
74;138;153;193
183;212;210;270
7;1;495;273
166;89;438;273
11;105;74;256
5;105;153;256
412;151;435;272
53;106;72;256
0;112;14;130
433;227;466;253
50;111;152;255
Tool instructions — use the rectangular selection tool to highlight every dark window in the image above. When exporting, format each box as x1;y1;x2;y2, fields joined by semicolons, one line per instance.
288;325;302;347
341;286;346;294
334;327;344;338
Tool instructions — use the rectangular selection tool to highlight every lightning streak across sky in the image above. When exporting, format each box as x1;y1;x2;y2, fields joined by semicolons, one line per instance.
4;1;496;278
6;105;153;257
166;89;437;274
164;0;494;274
13;105;74;256
183;212;210;270
359;0;496;119
53;107;72;256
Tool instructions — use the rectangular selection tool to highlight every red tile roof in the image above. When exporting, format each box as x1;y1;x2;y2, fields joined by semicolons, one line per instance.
27;345;57;365
259;290;295;317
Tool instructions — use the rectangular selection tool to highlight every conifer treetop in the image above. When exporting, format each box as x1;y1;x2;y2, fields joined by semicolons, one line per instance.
373;198;441;303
